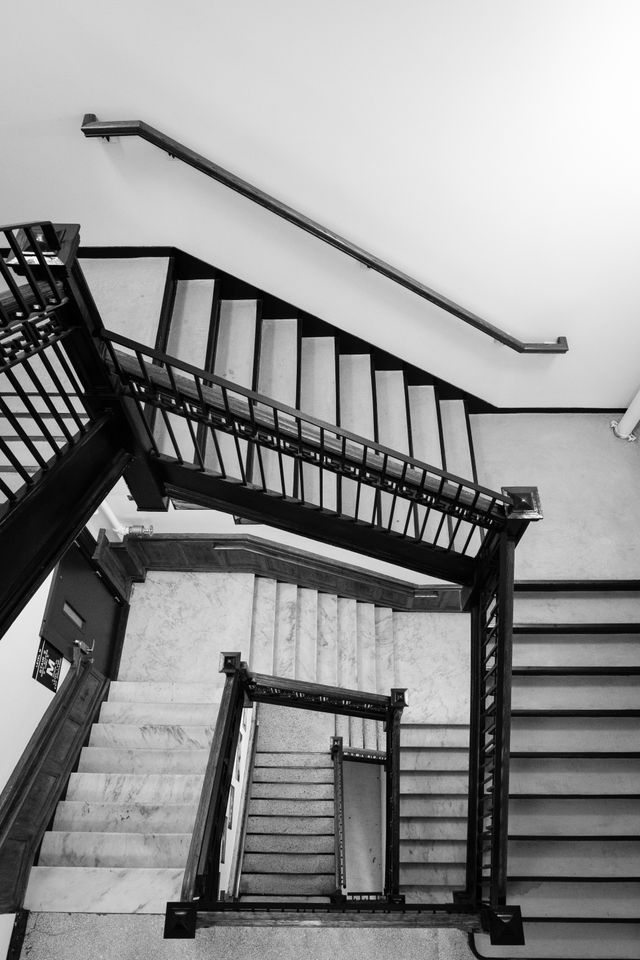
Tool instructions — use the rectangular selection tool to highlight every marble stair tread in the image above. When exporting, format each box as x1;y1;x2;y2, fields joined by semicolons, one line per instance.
375;369;411;533
473;922;640;960
242;852;334;874
252;765;333;783
66;772;204;804
251;782;334;800
374;607;395;696
400;819;468;841
400;724;470;749
336;598;358;743
78;258;168;348
214;299;257;385
99;701;220;724
400;840;466;864
295;588;318;682
249;799;334;816
300;336;337;510
508;838;640;875
273;582;298;677
510;757;640;794
407;385;442;468
511;715;640;752
246;815;334;835
356;603;378;750
249;577;277;674
257;318;298;402
399;864;466;886
78;746;209;775
400;771;468;794
509;797;640;835
24;866;184;914
338;354;375;521
438;399;473;478
53;801;198;834
38;831;191;868
89;723;214;749
316;593;338;686
239;873;334;896
400;748;469;771
511;674;640;709
513;634;640;666
108;681;223;703
244;833;335;853
506;880;640;918
401;797;468;818
166;278;215;367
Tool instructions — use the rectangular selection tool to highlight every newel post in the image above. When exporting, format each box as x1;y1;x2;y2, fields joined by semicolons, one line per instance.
384;687;407;902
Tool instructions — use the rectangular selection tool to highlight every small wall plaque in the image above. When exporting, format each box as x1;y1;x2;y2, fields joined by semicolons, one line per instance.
32;638;63;692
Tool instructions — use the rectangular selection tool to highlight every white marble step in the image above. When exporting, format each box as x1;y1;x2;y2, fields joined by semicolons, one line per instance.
474;922;640;959
335;598;358;743
508;838;640;875
356;602;378;750
295;587;318;682
166;278;214;366
375;369;411;533
99;700;220;725
438;398;478;553
66;772;204;804
38;831;191;868
299;336;337;509
53;801;198;834
24;866;183;913
78;746;208;775
401;725;470;748
375;607;395;695
256;317;298;494
512;674;640;710
407;384;443;543
316;593;338;685
513;632;640;666
400;772;468;794
89;723;214;749
400;796;467;817
400;748;469;771
513;594;640;624
399;863;466;886
249;577;277;674
509;797;640;835
507;880;640;919
338;354;375;521
273;581;298;677
511;716;640;753
79;257;169;348
510;757;640;794
400;818;467;841
400;840;465;863
108;681;222;703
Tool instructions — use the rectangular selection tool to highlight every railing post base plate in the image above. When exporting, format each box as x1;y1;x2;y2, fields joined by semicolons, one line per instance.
481;905;525;946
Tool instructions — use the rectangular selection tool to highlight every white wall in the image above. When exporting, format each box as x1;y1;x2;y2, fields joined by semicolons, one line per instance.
2;2;640;407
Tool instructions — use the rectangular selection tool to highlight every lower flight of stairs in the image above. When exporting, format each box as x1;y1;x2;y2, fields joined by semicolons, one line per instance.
474;589;640;960
25;680;221;912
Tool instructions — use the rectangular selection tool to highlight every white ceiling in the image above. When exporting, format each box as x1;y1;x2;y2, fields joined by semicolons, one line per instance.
3;0;640;407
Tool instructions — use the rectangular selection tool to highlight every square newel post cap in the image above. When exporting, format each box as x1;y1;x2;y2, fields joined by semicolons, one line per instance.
390;688;408;712
219;652;243;675
330;735;343;758
502;486;543;521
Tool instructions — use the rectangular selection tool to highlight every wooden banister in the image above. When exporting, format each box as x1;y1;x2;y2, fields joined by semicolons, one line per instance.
81;114;568;355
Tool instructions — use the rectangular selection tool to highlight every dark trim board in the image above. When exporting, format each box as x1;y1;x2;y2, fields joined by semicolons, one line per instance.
515;579;640;592
107;533;464;611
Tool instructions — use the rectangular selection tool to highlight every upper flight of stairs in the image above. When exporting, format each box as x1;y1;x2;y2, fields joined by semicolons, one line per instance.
474;588;640;960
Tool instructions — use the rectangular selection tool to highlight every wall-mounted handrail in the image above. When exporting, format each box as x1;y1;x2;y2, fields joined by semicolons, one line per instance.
81;114;568;355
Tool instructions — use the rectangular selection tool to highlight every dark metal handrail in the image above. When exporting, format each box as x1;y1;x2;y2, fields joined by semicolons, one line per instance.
81;114;568;355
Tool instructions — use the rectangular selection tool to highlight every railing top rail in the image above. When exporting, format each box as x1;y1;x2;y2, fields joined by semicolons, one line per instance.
103;329;513;512
246;670;393;710
81;114;568;356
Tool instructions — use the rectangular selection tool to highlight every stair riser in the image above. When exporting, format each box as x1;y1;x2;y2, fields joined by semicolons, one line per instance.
89;724;214;749
239;874;334;896
512;676;640;710
251;783;333;800
38;832;191;868
509;797;640;835
511;716;640;752
108;681;223;703
246;816;334;835
24;867;183;913
400;749;469;771
245;834;335;854
66;773;204;804
505;880;640;919
400;841;466;864
78;747;208;774
99;701;219;724
52;801;197;834
508;840;640;876
242;853;334;874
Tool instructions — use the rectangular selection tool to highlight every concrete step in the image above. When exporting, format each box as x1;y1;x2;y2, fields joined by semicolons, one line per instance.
52;801;197;834
400;818;467;841
79;257;168;348
509;796;640;835
508;838;640;876
77;746;208;775
246;815;333;835
38;831;191;868
24;866;183;913
400;840;466;863
166;278;215;366
252;765;333;783
295;587;318;683
239;873;334;896
507;880;640;919
473;921;640;959
511;715;640;752
108;681;222;703
66;772;204;804
89;723;214;749
242;852;334;874
513;632;640;666
253;752;332;769
511;675;640;710
251;782;333;800
400;748;469;771
255;707;335;752
510;757;640;794
99;700;220;725
249;799;333;817
273;581;298;677
299;336;337;509
250;577;277;674
316;593;338;685
244;833;335;854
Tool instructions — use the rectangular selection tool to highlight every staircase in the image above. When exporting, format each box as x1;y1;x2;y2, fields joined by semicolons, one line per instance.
473;587;640;960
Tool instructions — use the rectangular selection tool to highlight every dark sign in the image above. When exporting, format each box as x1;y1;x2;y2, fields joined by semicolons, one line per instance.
32;638;64;692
